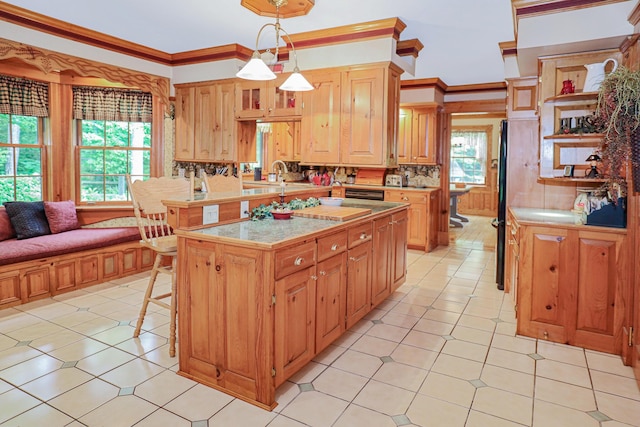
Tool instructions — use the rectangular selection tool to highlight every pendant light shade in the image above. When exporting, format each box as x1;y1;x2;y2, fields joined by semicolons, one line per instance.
279;68;314;91
236;52;277;80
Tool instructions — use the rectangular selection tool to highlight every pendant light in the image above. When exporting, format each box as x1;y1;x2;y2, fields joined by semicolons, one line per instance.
236;0;313;91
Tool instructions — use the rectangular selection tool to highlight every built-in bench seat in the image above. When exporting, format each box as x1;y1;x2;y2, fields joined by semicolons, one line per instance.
0;206;154;309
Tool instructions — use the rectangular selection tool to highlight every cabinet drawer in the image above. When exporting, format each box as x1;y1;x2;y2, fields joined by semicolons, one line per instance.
384;191;427;204
275;241;316;280
348;221;372;248
317;231;347;262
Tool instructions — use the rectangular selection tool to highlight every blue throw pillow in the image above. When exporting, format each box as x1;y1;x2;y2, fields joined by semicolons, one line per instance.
3;201;51;240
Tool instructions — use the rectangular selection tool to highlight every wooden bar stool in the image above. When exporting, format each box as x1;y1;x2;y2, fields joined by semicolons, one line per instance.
127;175;190;357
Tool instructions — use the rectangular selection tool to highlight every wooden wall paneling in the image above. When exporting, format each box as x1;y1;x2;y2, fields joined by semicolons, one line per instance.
48;83;74;200
438;111;451;246
0;272;21;305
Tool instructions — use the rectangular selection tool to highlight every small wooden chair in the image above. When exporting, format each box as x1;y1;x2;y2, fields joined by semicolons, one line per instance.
204;173;243;193
127;175;190;357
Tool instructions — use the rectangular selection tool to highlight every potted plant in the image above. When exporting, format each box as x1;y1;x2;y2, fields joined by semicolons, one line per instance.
595;65;640;194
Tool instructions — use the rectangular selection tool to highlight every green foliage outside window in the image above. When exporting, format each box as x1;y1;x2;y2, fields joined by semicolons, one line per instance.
450;130;487;185
0;114;43;204
79;120;151;202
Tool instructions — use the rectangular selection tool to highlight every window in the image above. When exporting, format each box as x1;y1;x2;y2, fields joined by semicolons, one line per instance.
0;75;48;204
77;120;151;202
450;128;489;185
73;87;153;203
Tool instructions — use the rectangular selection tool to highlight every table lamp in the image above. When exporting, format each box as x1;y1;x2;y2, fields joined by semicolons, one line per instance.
585;153;601;178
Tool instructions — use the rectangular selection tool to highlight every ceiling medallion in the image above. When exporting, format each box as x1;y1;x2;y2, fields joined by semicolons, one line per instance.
241;0;314;18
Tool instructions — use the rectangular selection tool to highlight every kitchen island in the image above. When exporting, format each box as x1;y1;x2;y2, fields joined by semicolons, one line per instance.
173;199;409;409
507;207;629;356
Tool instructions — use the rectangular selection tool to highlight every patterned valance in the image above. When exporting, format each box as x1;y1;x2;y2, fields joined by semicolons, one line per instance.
72;87;153;122
0;74;49;117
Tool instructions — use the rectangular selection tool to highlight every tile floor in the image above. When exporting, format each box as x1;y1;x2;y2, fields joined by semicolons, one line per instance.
1;216;639;426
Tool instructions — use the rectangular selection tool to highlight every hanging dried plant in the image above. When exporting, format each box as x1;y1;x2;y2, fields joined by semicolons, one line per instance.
595;66;640;196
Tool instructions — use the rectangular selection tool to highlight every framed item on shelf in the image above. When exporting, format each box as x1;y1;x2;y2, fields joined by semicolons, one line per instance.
563;165;575;177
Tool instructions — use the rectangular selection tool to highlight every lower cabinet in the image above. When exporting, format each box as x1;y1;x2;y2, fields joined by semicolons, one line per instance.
346;222;373;329
275;266;316;387
517;224;628;354
315;252;347;353
384;189;440;251
371;214;393;307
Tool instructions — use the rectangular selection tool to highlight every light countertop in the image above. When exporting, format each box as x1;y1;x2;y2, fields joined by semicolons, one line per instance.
509;207;627;233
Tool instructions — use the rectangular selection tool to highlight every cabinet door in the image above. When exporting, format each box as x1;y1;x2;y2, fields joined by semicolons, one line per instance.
275;266;316;386
272;122;299;162
236;81;266;119
371;215;392;306
214;82;236;161
194;85;217;161
174;86;195;161
518;227;573;343
573;232;626;354
391;209;408;290
316;253;347;353
301;71;341;164
411;106;439;164
268;74;302;118
346;240;372;329
397;108;413;164
340;68;384;165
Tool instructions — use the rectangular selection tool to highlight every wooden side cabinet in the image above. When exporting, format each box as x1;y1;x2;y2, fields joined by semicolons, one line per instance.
517;224;628;355
398;104;441;165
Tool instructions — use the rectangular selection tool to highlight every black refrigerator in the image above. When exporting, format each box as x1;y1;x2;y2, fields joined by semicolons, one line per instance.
494;119;508;290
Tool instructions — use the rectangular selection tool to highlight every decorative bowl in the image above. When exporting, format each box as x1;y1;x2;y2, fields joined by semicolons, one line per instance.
272;208;293;220
319;197;344;206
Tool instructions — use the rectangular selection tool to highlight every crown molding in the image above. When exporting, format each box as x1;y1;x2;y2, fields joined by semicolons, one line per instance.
401;78;448;92
396;39;424;58
629;0;640;25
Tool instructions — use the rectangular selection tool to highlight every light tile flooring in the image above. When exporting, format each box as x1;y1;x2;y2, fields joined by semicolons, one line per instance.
1;216;639;426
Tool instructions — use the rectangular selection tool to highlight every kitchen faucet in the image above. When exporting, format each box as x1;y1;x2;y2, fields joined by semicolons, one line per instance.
271;160;288;182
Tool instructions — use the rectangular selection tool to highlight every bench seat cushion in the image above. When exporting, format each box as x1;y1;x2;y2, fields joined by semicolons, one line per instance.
0;227;141;266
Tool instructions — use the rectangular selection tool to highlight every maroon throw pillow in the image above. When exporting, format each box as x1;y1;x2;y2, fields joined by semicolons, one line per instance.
44;200;80;234
0;206;16;241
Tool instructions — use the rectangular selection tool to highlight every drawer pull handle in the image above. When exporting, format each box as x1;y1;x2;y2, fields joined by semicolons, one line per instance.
402;196;409;201
215;265;221;272
349;257;357;261
294;257;304;266
331;244;339;251
311;275;318;280
359;233;367;240
320;271;326;276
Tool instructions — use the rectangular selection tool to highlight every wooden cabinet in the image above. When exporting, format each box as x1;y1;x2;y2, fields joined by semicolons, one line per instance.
174;81;241;162
301;64;400;167
177;239;273;408
274;266;316;387
538;50;622;179
504;210;520;307
385;189;440;251
391;209;408;291
371;214;393;306
270;121;301;162
235;75;302;120
300;71;341;164
346;221;372;328
315;252;347;353
398;104;441;165
517;224;628;354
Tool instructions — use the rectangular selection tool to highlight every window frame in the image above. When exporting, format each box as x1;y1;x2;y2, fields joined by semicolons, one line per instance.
450;125;492;186
0;113;48;203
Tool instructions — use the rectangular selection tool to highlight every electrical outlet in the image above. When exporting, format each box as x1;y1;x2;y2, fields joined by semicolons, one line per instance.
203;205;219;225
240;200;249;219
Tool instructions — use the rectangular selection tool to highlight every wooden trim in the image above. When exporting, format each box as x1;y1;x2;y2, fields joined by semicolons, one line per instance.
0;37;170;106
171;44;253;66
76;206;135;226
500;40;518;57
401;78;448;92
621;33;640;55
396;39;424;58
241;0;314;18
513;0;628;18
630;1;640;25
0;2;172;65
447;82;508;93
285;17;407;50
445;99;507;114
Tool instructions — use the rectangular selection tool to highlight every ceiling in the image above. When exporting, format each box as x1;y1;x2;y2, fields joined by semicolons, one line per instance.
0;0;516;86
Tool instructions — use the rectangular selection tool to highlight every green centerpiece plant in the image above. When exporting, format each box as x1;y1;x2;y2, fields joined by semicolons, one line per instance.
595;65;640;195
250;197;320;220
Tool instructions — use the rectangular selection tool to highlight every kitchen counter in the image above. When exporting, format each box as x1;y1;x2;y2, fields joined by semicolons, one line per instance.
175;198;407;249
509;207;627;234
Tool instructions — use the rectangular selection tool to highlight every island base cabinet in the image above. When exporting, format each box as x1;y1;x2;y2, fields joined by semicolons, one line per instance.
346;240;372;329
176;238;275;410
274;266;316;387
517;226;628;355
315;253;347;354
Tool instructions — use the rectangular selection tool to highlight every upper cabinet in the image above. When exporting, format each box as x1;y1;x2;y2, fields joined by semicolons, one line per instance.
175;81;241;162
538;50;622;180
301;63;401;167
397;104;441;165
235;74;303;120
